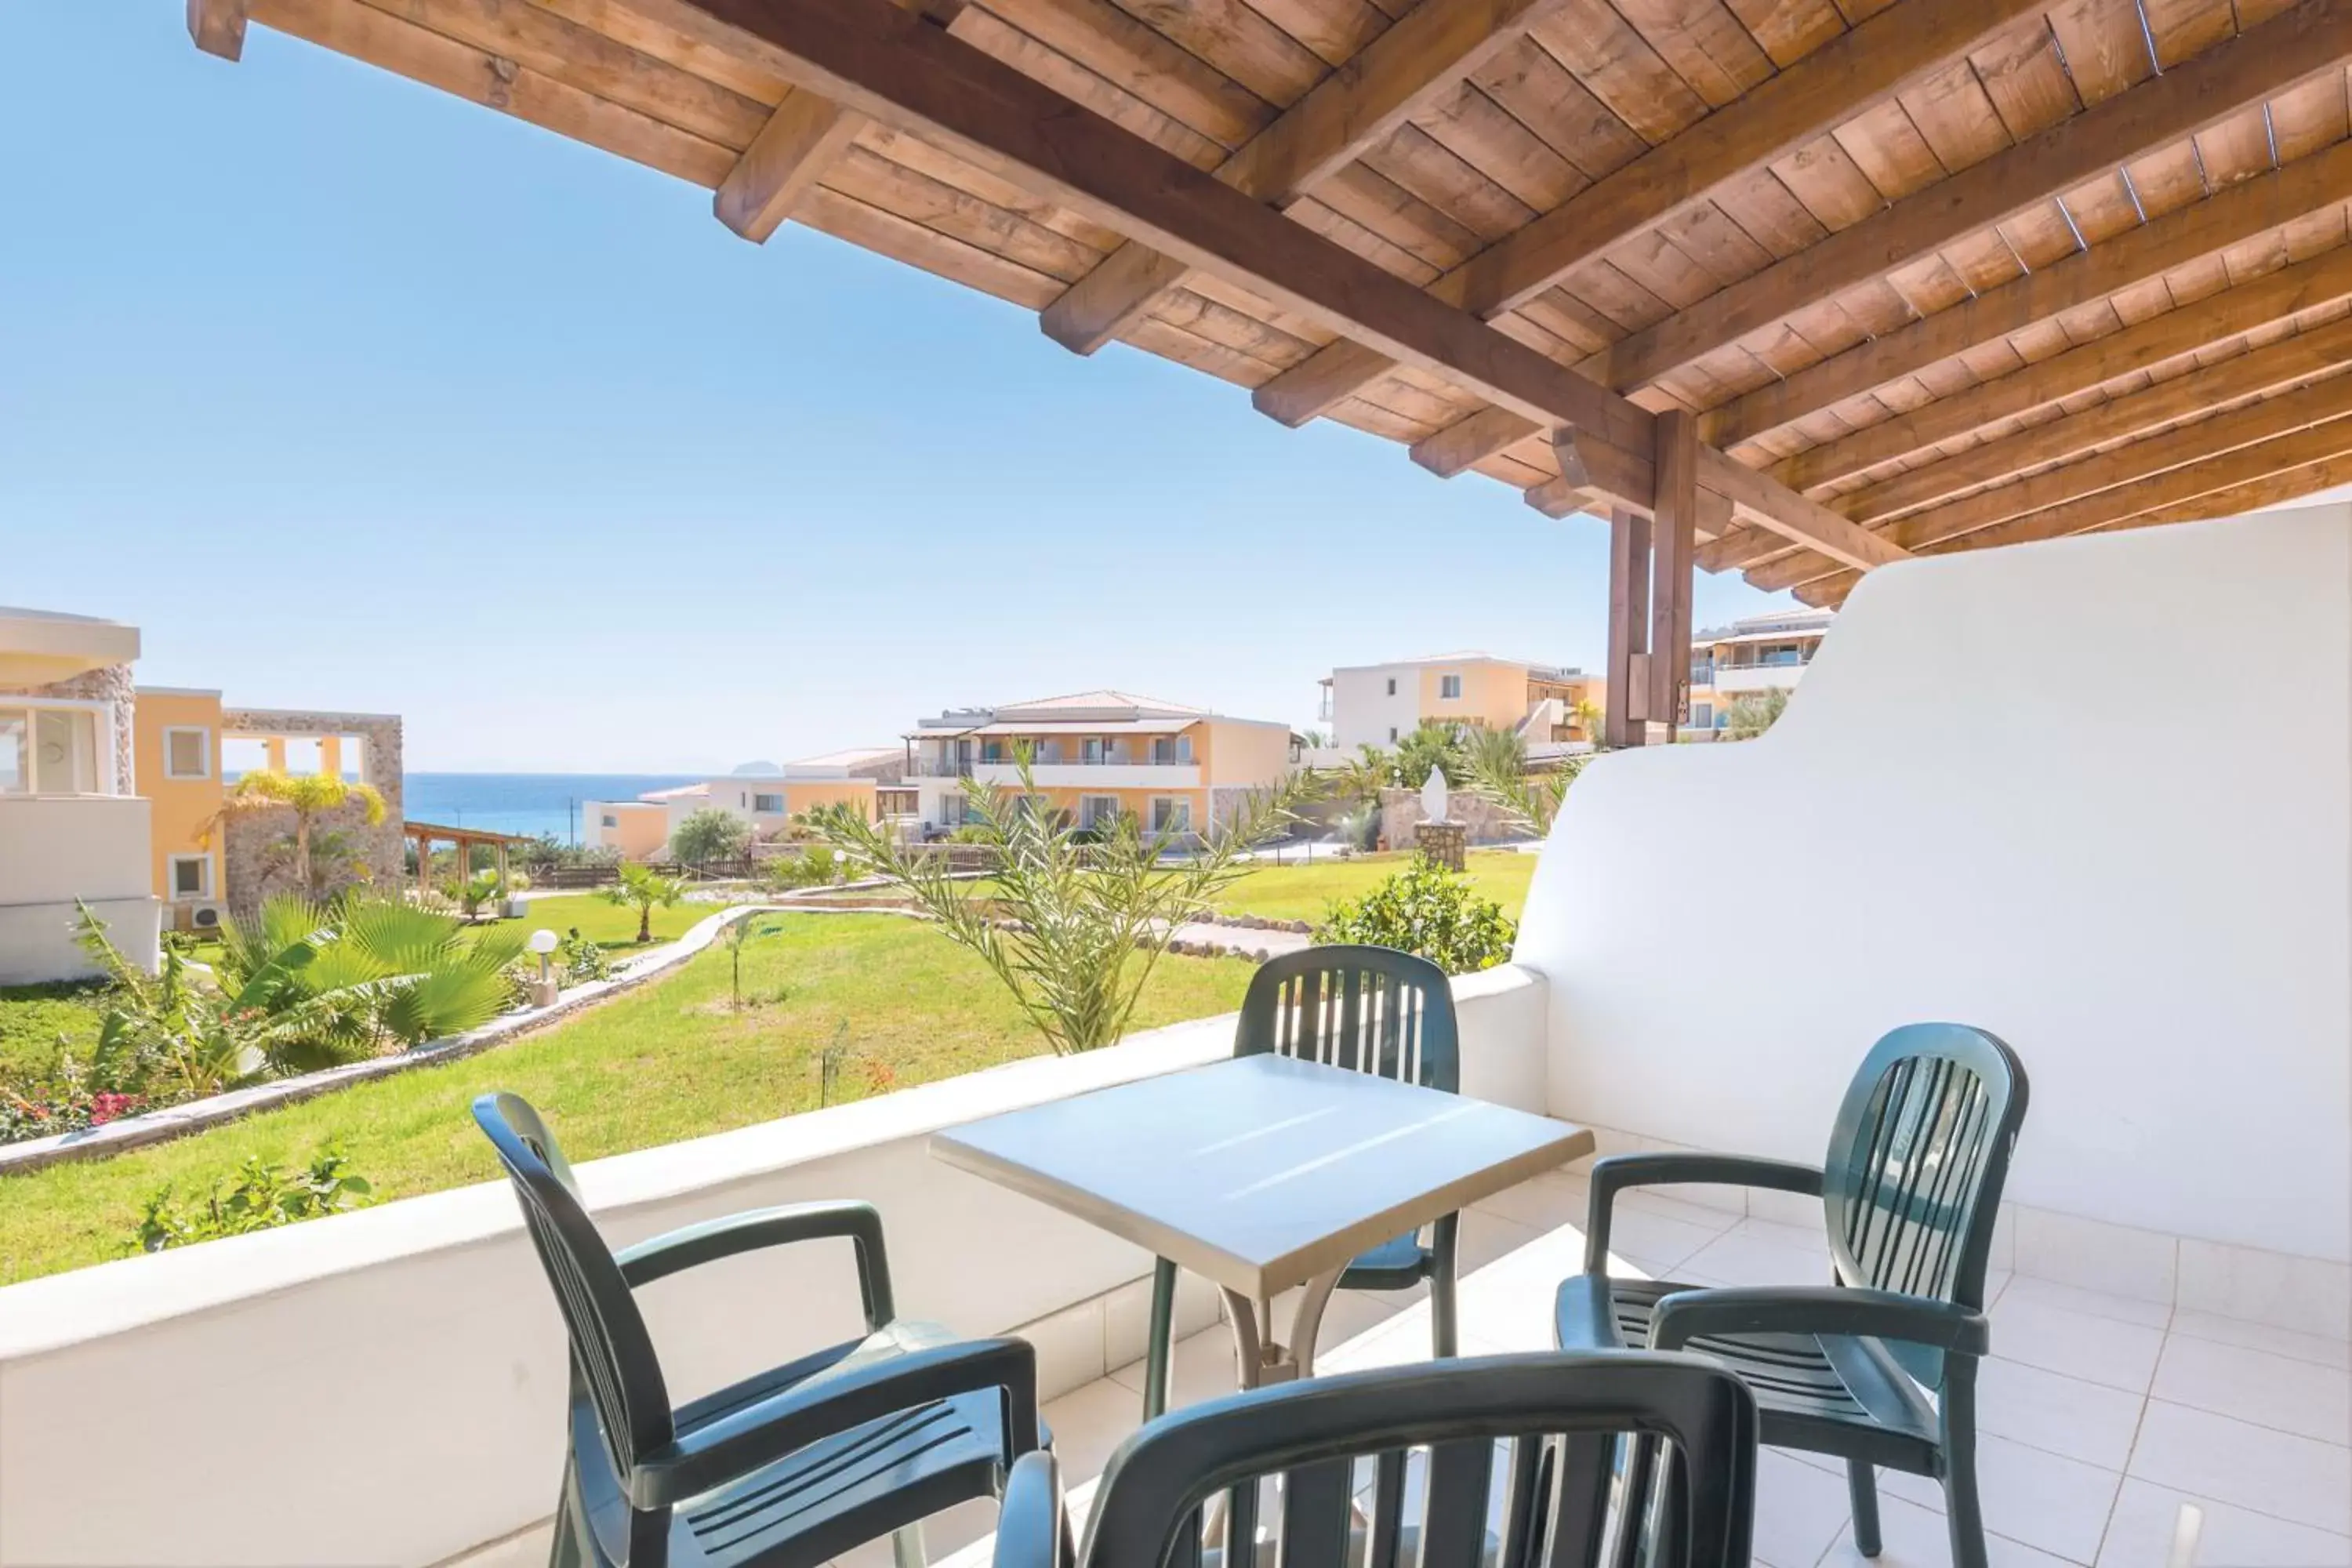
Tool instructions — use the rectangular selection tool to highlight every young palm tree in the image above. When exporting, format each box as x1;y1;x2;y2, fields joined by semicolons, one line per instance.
1461;730;1588;836
208;770;388;895
1722;687;1791;740
1394;722;1465;788
806;757;1316;1054
601;861;684;944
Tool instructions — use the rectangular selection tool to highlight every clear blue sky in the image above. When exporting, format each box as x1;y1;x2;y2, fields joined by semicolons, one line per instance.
1;3;1793;772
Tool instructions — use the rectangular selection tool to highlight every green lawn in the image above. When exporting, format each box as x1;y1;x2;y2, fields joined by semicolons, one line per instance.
0;913;1254;1285
0;981;111;1083
1212;851;1537;925
493;892;715;950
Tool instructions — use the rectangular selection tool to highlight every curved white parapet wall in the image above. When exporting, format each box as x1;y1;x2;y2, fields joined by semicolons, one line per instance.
1516;506;2351;1269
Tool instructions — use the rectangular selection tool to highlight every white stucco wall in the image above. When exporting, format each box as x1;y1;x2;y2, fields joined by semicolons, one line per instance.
1328;666;1424;752
0;794;160;982
1515;505;2352;1265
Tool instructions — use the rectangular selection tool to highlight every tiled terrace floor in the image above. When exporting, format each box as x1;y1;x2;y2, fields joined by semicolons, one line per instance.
467;1171;2352;1568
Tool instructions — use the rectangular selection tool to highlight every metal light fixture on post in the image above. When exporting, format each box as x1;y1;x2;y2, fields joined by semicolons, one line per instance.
527;927;562;1007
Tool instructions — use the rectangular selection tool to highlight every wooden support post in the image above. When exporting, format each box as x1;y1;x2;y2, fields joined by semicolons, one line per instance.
1604;506;1651;750
495;841;510;896
1650;410;1698;739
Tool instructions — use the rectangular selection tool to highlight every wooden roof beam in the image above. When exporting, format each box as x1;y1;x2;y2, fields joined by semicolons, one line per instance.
1036;0;1568;356
190;0;250;58
715;90;867;241
630;0;1901;574
1248;0;2053;428
1794;412;2352;604
1835;314;2352;528
1704;136;2352;453
1583;0;2352;395
1774;236;2352;499
1747;368;2352;591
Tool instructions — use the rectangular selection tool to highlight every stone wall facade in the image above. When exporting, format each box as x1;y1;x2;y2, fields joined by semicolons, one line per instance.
1377;785;1524;850
220;710;405;913
0;662;137;793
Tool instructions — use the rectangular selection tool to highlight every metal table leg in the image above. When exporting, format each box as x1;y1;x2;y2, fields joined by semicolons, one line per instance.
1143;1257;1177;1421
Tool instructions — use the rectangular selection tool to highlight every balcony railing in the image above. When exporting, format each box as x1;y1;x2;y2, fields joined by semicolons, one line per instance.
914;753;1194;775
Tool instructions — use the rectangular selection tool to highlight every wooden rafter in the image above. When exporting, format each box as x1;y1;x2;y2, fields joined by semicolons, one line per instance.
603;0;1904;569
1701;136;2352;453
189;0;250;58
1777;238;2352;501
1836;314;2352;528
1580;0;2352;395
1248;0;2055;430
716;89;866;241
1750;370;2352;592
1796;413;2352;605
1036;0;1569;356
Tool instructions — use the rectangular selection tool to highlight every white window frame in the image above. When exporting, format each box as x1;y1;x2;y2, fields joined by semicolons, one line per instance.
1149;797;1192;834
162;724;212;780
601;813;619;829
166;852;213;900
0;698;117;797
753;793;785;814
1080;795;1119;829
1439;673;1463;701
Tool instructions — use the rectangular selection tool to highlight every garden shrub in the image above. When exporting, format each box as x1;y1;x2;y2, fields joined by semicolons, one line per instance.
1314;854;1518;975
135;1145;374;1253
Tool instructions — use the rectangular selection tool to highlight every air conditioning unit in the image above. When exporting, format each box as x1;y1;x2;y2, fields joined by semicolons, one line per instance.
178;902;227;933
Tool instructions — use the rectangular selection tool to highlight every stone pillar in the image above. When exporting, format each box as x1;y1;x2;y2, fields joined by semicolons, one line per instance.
1414;819;1467;871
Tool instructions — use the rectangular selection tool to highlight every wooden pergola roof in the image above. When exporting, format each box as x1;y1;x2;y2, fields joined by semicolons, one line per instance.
188;0;2352;610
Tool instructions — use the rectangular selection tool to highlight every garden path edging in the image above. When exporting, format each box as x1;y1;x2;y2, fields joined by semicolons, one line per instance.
0;905;774;1177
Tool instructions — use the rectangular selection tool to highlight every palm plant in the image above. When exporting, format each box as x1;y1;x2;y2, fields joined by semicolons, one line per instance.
208;770;388;896
805;756;1316;1054
75;904;405;1094
1461;731;1588;836
216;893;527;1051
601;861;684;944
1328;745;1395;808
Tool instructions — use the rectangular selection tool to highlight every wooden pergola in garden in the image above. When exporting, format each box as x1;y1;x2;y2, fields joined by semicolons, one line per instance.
190;0;2352;743
403;819;538;895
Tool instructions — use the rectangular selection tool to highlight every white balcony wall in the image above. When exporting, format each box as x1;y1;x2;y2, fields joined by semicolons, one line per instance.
0;968;1548;1568
0;793;158;982
971;763;1200;789
1705;662;1806;695
1516;505;2351;1270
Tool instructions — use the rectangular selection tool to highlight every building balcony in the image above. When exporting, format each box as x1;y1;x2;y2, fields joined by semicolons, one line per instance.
1707;660;1809;695
0;793;159;983
2;960;2339;1568
971;761;1200;789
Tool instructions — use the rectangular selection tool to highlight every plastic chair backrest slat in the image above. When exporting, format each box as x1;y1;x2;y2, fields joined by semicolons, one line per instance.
1236;946;1458;1094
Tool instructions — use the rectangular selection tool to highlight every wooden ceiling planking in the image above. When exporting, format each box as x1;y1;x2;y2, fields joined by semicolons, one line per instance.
1606;0;1783;108
1526;2;1717;144
969;0;1271;150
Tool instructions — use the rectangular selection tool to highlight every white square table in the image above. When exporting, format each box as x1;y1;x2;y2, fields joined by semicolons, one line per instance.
931;1052;1594;1416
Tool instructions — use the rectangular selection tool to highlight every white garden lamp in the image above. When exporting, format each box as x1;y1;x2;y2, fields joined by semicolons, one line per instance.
528;927;562;1006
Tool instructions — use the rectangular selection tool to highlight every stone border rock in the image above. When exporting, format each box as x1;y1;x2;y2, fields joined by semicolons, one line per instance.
0;905;772;1177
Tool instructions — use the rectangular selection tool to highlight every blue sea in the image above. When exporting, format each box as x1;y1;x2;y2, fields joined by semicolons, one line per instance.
401;772;706;844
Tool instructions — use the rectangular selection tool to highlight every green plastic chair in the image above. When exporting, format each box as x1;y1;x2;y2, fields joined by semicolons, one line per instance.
1553;1024;2029;1568
996;1352;1760;1568
475;1092;1047;1568
1133;946;1464;1420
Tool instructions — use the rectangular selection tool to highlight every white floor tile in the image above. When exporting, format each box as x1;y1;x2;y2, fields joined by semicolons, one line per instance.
1679;1227;1835;1290
1817;1490;2075;1567
1991;1297;2165;1394
2096;1479;2352;1568
2126;1399;2351;1535
1997;1276;2173;1330
2166;1310;2352;1372
1617;1185;1749;1235
1040;1370;1146;1483
442;1521;554;1568
1749;1446;1854;1568
1593;1205;1728;1276
1108;1324;1238;1411
1977;1357;2148;1472
2152;1334;2352;1446
1471;1169;1590;1232
1877;1432;2122;1564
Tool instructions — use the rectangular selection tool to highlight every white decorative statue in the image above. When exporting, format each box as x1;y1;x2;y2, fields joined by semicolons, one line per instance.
1420;768;1450;825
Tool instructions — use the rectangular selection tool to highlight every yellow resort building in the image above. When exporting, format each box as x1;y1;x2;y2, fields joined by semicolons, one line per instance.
1683;608;1835;737
906;690;1295;840
1320;654;1602;753
0;605;401;981
583;747;909;860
